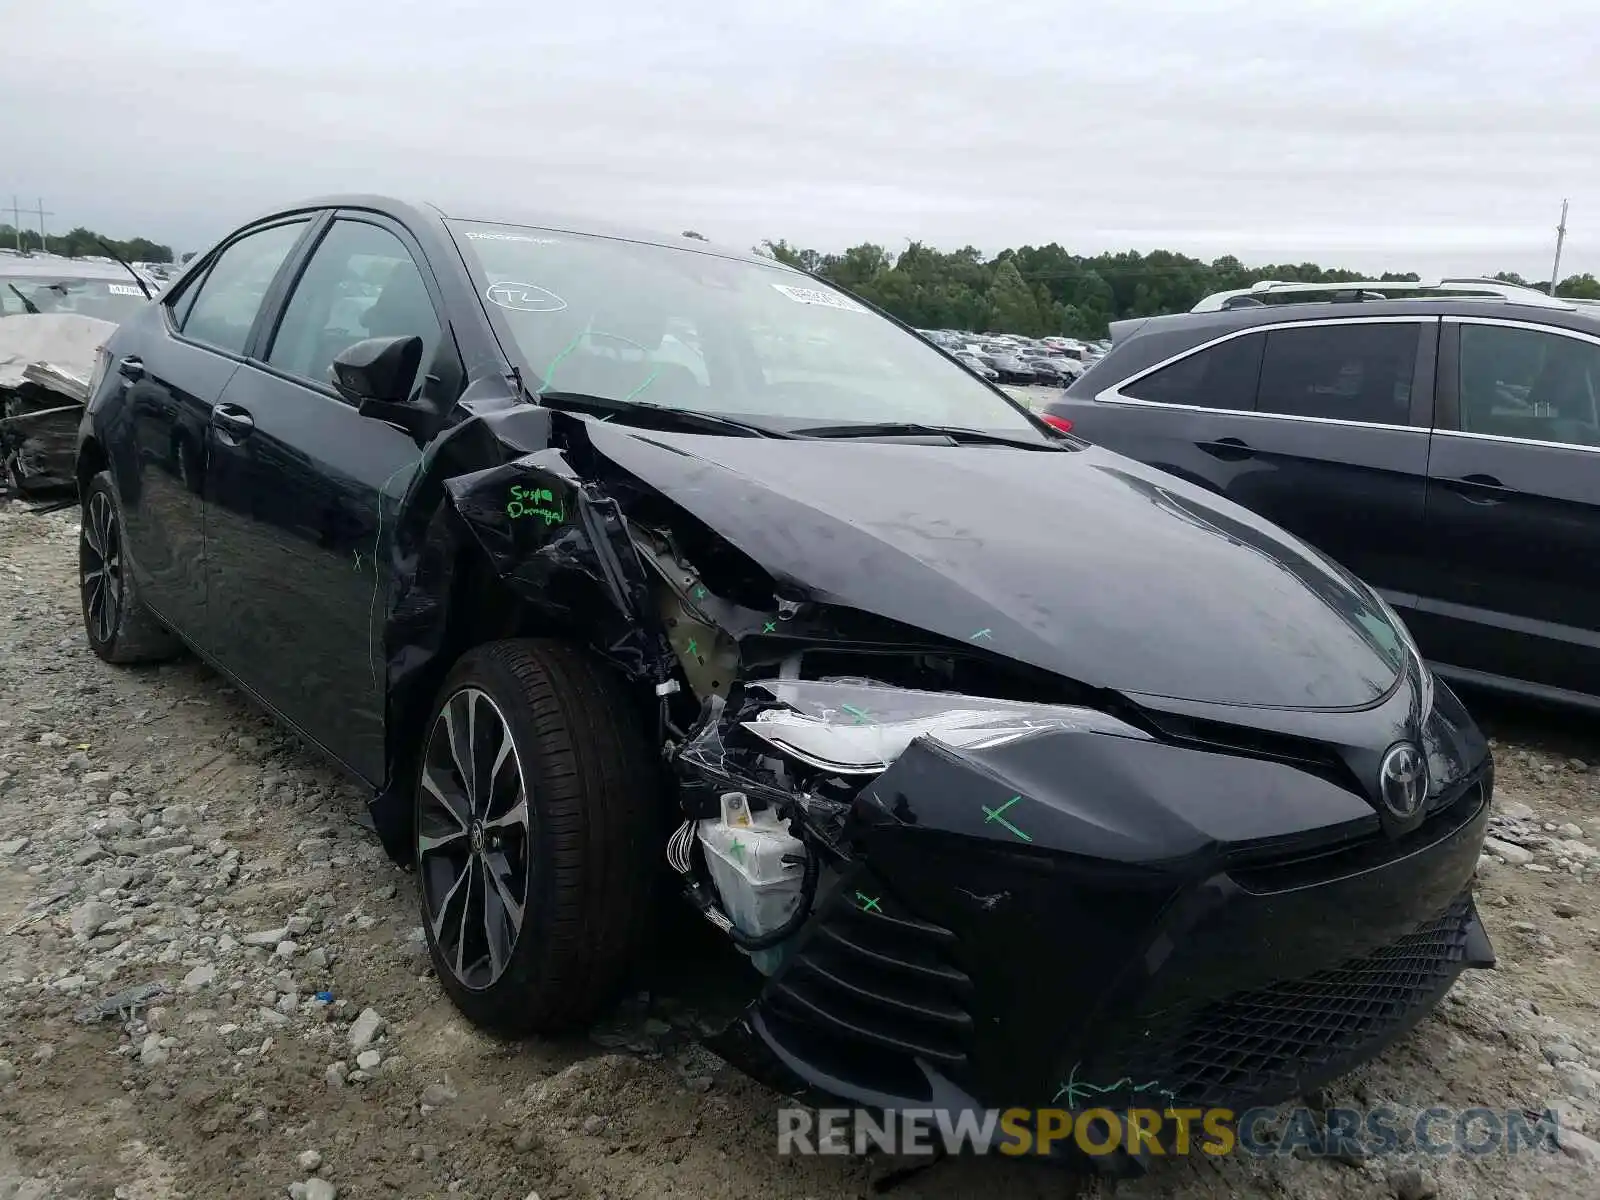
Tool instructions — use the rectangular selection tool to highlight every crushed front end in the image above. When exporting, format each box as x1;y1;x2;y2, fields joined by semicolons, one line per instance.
670;670;1494;1122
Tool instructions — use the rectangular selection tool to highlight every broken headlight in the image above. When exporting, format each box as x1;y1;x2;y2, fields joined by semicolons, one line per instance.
738;679;1147;775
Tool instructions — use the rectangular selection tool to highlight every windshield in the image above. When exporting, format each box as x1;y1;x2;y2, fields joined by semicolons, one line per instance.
450;221;1040;433
0;276;148;322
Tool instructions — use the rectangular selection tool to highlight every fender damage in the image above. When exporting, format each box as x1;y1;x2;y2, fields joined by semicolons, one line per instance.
371;408;1494;1144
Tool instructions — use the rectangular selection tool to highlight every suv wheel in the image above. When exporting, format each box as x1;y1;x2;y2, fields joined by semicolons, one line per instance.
79;471;182;664
415;639;658;1033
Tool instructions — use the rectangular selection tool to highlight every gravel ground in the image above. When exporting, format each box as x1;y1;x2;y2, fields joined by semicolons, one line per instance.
1;500;1599;1200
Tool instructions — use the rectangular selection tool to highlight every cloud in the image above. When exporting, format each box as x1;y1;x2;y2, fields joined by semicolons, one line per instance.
3;0;1593;277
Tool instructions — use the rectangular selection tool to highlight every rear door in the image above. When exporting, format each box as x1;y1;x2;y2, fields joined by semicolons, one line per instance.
1413;316;1600;703
202;212;455;780
113;219;312;636
1072;317;1436;606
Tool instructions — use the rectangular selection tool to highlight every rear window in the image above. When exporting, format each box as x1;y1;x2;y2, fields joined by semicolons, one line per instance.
1121;332;1264;410
1256;323;1418;425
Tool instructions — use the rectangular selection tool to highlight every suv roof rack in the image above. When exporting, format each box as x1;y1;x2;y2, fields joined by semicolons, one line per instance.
1191;277;1573;313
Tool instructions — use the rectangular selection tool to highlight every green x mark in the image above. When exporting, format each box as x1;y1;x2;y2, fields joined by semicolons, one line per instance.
686;638;698;657
694;586;707;600
841;703;872;725
855;892;882;913
762;620;777;634
970;628;993;642
729;837;745;862
982;795;1033;843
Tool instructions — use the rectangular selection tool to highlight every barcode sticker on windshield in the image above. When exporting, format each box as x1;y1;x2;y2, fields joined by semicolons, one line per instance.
771;283;866;313
107;284;145;296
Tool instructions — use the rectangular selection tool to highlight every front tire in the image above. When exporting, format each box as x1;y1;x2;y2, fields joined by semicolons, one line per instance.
79;471;182;664
415;639;659;1033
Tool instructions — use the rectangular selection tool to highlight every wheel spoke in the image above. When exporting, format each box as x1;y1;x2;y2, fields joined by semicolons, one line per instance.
428;857;471;942
420;764;472;833
417;826;469;855
443;694;472;799
484;794;528;833
454;855;475;979
465;691;480;810
482;857;518;978
484;851;525;933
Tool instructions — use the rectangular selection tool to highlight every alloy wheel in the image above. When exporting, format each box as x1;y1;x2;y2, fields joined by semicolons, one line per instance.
81;491;122;646
418;687;532;989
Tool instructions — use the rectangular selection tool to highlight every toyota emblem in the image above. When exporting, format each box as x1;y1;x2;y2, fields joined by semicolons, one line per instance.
1379;742;1427;819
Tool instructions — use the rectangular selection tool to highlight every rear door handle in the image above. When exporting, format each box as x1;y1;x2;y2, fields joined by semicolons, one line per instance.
1198;437;1255;461
211;402;256;445
117;356;144;382
1444;473;1515;506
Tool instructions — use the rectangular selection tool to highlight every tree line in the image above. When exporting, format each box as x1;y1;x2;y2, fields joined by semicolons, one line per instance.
0;223;174;264
760;239;1600;339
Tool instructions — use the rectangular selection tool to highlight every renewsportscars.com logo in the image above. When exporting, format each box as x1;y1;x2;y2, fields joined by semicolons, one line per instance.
778;1105;1565;1159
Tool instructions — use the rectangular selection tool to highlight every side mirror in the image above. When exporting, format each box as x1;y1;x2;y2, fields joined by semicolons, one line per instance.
331;335;422;406
333;335;440;442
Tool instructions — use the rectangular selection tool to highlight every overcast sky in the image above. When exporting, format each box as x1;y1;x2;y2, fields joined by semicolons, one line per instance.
3;0;1594;278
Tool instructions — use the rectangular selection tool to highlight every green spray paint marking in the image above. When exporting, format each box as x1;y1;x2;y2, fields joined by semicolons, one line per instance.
686;638;699;658
1053;1062;1176;1109
982;795;1033;843
855;892;882;913
507;485;564;526
970;628;993;642
728;837;745;863
841;704;872;725
694;586;707;600
762;621;777;634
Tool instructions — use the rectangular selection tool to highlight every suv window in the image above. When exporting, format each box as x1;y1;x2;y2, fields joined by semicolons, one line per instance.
180;221;308;355
1256;323;1418;425
267;220;440;392
1459;323;1600;448
1120;331;1263;409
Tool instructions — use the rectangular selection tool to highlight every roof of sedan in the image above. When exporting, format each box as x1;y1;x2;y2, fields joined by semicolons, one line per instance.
292;194;791;271
0;252;148;282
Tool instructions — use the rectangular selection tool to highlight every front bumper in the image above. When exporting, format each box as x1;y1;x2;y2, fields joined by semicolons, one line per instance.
716;731;1494;1117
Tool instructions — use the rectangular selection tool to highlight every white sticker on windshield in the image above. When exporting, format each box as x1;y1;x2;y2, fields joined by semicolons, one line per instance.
107;284;145;296
771;283;866;312
485;281;567;313
465;231;562;245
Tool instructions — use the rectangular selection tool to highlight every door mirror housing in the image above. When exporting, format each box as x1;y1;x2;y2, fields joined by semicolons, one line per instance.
333;335;439;442
331;335;422;406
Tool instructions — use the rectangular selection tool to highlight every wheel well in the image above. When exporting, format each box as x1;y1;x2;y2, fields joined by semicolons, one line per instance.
76;438;108;494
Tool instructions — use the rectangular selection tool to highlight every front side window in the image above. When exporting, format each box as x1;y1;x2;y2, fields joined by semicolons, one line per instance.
449;222;1040;433
1120;332;1263;410
180;221;309;355
1256;323;1419;425
267;220;441;393
1458;323;1600;448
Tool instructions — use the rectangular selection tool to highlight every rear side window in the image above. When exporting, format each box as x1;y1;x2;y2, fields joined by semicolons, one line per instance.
1256;323;1419;425
1458;323;1600;448
267;219;441;393
179;221;309;355
1120;332;1263;409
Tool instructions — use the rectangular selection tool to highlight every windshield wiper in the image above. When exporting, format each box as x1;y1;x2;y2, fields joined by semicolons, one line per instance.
790;421;1061;449
6;284;40;315
534;390;794;439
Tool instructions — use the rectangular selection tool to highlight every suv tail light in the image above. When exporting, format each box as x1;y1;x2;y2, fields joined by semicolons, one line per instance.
1041;414;1073;434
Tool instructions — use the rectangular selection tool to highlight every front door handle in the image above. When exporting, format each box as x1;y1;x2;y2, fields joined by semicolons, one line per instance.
211;402;256;445
1445;473;1514;506
117;356;144;382
1199;437;1255;461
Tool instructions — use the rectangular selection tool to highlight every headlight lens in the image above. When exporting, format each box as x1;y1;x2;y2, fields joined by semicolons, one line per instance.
740;679;1146;775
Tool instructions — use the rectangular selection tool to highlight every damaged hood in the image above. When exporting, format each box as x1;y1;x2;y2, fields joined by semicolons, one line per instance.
0;313;114;395
585;424;1409;711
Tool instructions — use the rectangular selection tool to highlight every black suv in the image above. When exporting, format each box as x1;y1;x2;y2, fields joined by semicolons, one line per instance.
1045;279;1600;712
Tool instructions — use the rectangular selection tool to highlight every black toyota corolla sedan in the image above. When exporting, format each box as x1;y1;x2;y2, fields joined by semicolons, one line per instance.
75;196;1493;1146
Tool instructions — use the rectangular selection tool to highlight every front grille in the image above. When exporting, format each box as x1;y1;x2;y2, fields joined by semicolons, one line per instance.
764;890;973;1070
1079;895;1477;1109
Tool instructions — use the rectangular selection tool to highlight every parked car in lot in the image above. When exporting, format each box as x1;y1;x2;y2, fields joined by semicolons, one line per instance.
1046;277;1600;712
980;351;1039;384
953;351;1000;381
75;200;1492;1154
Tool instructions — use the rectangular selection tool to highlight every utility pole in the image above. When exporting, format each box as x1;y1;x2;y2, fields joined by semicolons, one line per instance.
1548;198;1569;296
33;199;54;255
6;197;22;253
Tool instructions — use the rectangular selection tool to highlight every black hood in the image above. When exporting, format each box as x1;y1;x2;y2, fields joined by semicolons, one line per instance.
586;425;1409;711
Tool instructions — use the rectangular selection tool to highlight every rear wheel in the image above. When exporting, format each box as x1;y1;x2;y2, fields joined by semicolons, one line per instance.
415;639;659;1033
79;471;182;664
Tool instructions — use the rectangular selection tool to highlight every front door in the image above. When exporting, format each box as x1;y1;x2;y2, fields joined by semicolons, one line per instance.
1415;317;1600;703
203;215;452;779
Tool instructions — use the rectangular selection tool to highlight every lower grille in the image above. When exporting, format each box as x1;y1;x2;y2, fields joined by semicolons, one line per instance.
1078;895;1477;1109
764;888;973;1070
